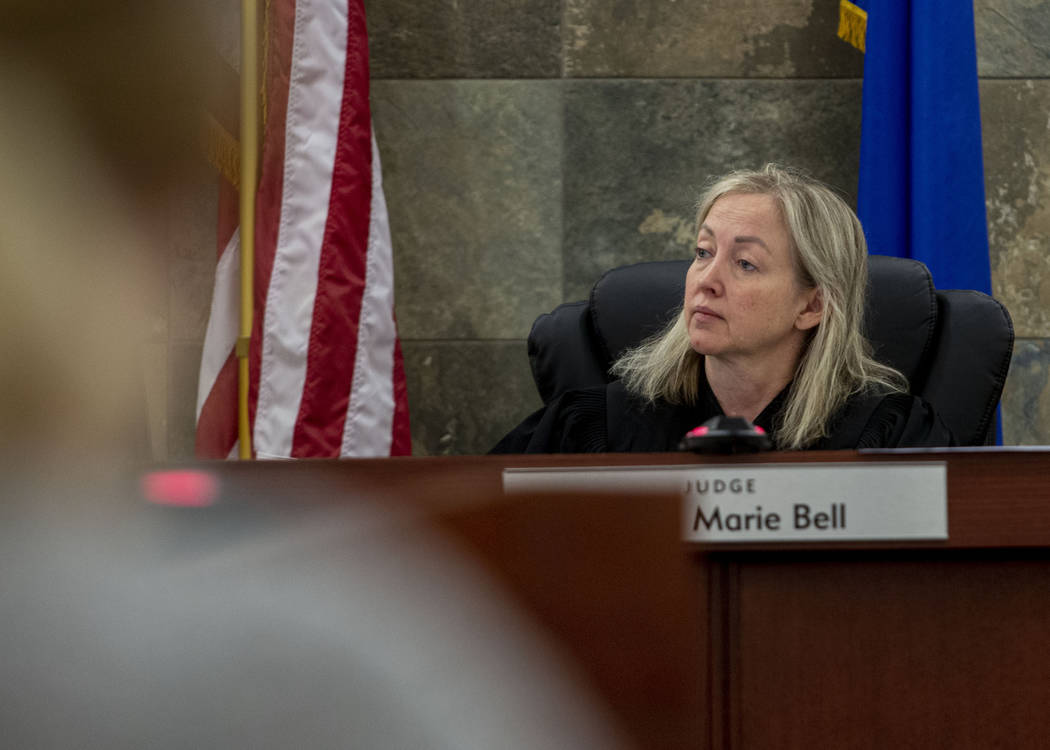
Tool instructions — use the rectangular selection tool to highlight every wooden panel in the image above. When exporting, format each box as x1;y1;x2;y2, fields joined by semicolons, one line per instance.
186;462;710;748
728;551;1050;749
442;491;707;750
199;449;1050;551
170;448;1050;749
942;452;1050;547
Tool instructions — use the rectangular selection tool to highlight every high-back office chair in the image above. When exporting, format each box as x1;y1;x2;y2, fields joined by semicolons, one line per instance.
528;256;1014;446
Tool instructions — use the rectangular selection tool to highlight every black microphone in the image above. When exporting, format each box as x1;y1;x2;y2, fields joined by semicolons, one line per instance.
678;415;772;454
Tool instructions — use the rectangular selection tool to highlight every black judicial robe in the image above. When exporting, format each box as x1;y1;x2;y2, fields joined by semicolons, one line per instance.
491;377;955;454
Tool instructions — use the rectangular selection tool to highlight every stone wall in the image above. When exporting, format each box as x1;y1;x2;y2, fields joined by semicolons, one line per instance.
162;1;1050;458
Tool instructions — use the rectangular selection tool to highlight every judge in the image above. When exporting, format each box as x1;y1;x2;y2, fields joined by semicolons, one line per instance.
494;165;954;453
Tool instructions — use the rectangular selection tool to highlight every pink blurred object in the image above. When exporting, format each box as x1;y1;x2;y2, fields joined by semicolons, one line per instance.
141;470;219;507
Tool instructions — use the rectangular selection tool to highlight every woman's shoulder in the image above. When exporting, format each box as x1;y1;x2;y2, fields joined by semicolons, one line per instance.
489;384;610;454
490;379;703;454
823;389;956;450
605;380;720;452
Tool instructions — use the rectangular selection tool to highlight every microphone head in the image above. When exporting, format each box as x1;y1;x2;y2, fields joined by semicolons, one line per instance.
678;415;772;454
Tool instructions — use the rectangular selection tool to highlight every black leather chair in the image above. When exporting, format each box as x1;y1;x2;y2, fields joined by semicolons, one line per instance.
528;256;1014;446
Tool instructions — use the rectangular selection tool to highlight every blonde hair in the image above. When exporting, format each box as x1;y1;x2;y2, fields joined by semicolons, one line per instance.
611;164;907;449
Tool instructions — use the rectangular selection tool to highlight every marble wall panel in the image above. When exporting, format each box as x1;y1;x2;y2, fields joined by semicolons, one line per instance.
975;0;1050;77
402;341;542;455
141;342;169;461
1000;340;1050;445
562;79;862;300
163;178;216;449
366;0;562;79
169;260;217;342
167;179;219;262
204;0;241;71
168;342;204;460
373;80;564;340
160;168;218;461
139;258;171;345
563;0;863;78
981;80;1050;339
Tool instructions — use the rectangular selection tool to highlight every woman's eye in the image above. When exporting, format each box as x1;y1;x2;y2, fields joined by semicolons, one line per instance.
738;259;757;272
695;246;712;260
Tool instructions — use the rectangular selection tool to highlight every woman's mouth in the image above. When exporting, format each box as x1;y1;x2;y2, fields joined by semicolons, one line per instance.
693;305;723;320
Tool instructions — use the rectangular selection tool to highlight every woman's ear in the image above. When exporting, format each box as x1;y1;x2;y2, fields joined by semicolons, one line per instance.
795;287;824;331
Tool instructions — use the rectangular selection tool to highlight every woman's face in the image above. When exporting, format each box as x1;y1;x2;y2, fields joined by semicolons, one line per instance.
684;192;822;368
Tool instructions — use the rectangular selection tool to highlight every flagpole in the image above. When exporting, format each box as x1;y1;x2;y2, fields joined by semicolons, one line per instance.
238;0;259;459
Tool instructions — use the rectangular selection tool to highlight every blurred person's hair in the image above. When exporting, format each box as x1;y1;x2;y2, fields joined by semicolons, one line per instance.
0;1;209;468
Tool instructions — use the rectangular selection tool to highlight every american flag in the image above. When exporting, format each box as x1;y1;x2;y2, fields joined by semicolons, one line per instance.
196;0;410;458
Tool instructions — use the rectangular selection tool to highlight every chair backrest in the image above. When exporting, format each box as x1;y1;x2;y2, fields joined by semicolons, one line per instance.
527;256;1014;446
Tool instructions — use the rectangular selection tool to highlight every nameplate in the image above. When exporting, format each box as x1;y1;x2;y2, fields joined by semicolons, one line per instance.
503;463;947;543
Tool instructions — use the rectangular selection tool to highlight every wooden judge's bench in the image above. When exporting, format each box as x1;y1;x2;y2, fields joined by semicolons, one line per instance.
193;449;1050;749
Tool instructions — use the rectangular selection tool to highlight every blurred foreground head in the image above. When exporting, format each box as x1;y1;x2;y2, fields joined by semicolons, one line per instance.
0;1;210;471
0;488;634;749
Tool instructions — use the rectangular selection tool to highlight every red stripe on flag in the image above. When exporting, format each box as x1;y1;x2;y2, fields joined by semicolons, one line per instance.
289;0;372;457
195;353;239;458
247;0;297;453
390;334;412;456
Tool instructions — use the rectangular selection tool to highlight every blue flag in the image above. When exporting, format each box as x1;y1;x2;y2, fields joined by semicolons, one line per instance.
848;0;991;294
843;0;1000;443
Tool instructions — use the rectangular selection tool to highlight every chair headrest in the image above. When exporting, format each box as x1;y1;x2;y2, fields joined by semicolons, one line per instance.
921;290;1014;444
527;301;609;404
589;260;689;365
865;255;937;383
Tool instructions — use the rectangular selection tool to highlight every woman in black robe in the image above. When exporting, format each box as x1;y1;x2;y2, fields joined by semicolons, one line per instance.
494;165;954;454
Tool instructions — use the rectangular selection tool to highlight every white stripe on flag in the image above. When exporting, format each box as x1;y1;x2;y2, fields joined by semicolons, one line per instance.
196;229;240;422
342;133;397;457
253;0;348;458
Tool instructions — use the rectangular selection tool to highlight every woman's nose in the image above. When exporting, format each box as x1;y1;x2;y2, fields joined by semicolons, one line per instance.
698;256;725;296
